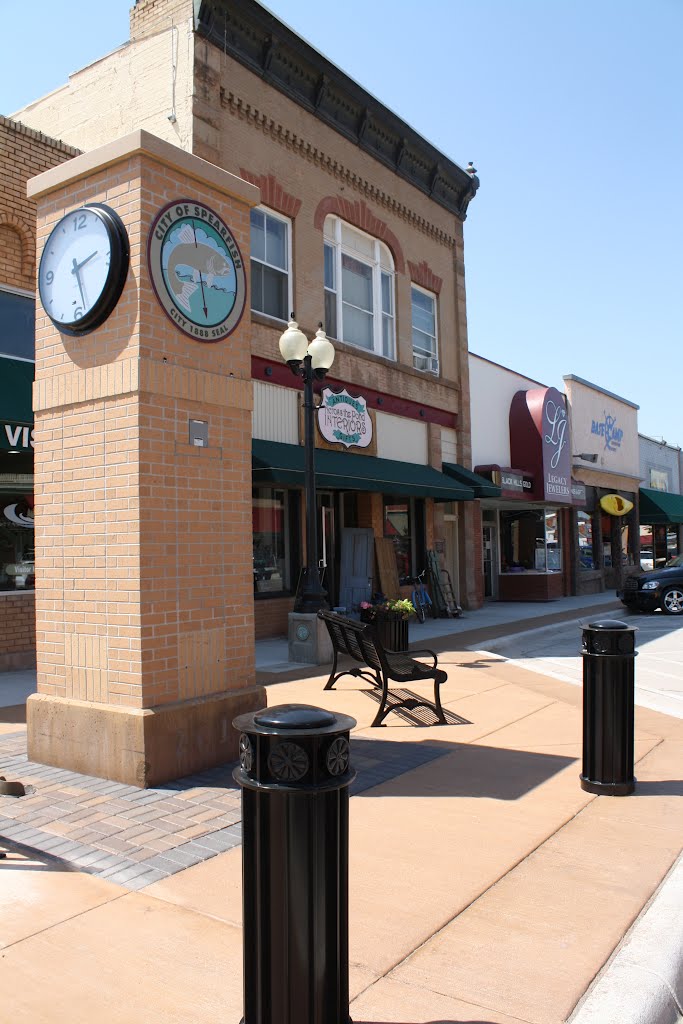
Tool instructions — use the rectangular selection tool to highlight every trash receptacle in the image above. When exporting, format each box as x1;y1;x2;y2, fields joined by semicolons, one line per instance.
233;703;356;1024
580;619;637;796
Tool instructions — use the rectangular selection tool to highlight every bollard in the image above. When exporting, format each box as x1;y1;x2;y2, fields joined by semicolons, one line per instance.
233;703;356;1024
580;619;637;796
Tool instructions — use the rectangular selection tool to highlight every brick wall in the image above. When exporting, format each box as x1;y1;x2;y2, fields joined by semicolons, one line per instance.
0;593;36;670
0;116;78;292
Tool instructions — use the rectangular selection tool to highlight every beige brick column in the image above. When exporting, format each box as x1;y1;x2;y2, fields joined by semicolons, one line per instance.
26;130;265;786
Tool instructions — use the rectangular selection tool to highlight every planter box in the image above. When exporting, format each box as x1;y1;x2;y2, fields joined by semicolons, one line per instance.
373;614;409;653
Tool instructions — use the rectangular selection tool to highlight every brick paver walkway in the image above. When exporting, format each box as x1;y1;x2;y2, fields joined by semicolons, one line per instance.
0;731;450;888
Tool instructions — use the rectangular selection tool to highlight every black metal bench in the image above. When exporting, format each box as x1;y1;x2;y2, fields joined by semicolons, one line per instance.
318;610;448;728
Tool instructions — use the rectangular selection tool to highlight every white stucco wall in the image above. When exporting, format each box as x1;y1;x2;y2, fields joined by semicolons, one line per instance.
469;353;547;468
564;375;639;479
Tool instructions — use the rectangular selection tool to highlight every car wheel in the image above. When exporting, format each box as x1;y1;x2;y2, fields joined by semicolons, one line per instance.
661;586;683;615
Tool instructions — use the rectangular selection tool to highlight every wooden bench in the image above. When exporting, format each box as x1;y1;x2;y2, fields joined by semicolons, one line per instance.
318;610;448;728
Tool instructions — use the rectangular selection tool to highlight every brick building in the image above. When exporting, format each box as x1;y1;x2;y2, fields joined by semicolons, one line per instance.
0;116;79;668
12;0;486;643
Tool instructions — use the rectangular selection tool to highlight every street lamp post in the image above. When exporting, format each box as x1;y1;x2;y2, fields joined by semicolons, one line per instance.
279;316;335;613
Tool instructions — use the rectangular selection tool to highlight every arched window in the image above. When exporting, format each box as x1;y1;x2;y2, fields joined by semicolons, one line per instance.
323;215;395;359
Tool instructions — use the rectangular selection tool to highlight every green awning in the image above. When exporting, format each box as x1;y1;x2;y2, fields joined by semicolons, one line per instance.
253;440;475;501
0;357;34;450
442;462;502;498
639;487;683;525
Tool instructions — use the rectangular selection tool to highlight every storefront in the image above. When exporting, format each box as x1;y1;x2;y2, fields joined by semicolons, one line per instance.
251;374;476;636
563;375;641;593
638;435;683;569
1;350;35;593
469;353;573;602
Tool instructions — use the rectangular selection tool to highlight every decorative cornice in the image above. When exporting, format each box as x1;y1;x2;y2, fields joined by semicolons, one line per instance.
408;260;443;295
0;115;81;158
197;0;479;220
220;90;457;249
239;168;302;218
314;197;405;274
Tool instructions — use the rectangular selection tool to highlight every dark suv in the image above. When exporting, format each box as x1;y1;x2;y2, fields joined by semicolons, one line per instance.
619;555;683;616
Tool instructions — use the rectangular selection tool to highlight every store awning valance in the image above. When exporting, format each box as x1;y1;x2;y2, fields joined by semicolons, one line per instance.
0;357;33;425
252;440;475;501
442;462;502;498
639;487;683;525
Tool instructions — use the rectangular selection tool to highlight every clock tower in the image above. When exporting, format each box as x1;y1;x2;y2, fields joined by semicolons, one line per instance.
27;130;265;786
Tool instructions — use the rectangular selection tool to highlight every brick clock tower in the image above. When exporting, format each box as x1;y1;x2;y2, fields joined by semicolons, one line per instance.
27;130;265;786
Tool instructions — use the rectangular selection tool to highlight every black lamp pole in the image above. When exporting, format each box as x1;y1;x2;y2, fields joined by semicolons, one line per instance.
280;318;334;614
296;352;328;612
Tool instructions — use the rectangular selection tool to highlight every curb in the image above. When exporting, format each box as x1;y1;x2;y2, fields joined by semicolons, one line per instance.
569;853;683;1024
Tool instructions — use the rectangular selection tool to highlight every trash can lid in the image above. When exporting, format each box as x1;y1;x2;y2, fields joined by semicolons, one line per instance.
585;619;634;631
254;704;337;730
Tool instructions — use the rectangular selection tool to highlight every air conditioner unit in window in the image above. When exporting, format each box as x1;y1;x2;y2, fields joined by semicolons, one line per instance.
413;354;439;373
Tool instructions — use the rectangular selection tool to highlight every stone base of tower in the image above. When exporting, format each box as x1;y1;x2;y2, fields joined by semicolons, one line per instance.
26;686;265;787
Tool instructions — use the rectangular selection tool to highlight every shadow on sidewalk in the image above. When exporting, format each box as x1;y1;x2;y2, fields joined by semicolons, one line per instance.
353;737;576;800
356;1019;501;1023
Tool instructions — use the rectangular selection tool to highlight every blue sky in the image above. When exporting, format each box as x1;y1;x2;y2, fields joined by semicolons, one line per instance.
3;0;682;448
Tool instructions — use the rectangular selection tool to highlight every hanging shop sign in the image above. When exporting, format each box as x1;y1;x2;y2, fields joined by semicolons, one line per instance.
317;387;373;450
473;465;533;499
147;200;246;343
600;494;634;517
571;479;587;505
509;386;572;502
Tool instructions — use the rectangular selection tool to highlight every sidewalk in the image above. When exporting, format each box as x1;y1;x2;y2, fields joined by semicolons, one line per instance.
1;592;681;1023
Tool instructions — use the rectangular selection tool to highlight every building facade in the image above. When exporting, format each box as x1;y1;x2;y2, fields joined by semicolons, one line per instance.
0;116;79;668
638;434;683;569
11;0;482;642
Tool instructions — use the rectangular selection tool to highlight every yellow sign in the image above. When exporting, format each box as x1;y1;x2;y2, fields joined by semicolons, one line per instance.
600;494;634;517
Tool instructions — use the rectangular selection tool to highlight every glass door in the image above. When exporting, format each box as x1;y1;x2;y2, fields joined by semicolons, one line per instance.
482;524;498;599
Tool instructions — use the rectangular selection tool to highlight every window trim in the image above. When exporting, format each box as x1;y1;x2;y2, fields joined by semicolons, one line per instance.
411;283;439;374
250;205;293;325
324;215;396;359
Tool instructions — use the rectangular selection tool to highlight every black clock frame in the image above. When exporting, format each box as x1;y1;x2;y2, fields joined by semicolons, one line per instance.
39;203;130;336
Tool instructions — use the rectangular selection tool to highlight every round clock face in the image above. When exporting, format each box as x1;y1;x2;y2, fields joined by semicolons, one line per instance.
147;200;247;343
38;204;129;335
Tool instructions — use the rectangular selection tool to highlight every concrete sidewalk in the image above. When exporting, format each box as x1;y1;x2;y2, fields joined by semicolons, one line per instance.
1;592;681;1023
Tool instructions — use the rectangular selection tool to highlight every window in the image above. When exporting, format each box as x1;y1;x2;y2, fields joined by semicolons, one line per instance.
0;288;35;361
250;208;290;321
252;487;292;596
383;497;425;581
500;509;562;573
578;511;596;570
411;285;438;373
323;216;395;358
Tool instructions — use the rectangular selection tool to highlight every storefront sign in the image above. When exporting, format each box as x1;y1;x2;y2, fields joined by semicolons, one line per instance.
510;387;572;502
317;387;373;449
591;412;624;452
3;497;34;528
147;200;246;343
2;424;34;451
473;465;532;499
571;479;587;505
600;493;633;517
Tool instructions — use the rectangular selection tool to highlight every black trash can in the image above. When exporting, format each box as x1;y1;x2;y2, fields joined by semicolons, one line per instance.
580;619;637;796
233;703;356;1024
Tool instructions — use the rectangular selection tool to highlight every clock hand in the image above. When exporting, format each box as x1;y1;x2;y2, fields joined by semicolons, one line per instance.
76;250;98;271
71;258;86;308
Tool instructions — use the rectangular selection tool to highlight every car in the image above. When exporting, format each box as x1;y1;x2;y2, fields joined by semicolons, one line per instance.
619;555;683;615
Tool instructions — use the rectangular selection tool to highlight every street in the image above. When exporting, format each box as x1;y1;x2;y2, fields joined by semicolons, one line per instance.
475;607;683;719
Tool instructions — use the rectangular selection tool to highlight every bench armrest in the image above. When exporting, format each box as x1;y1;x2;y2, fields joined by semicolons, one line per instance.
401;647;439;669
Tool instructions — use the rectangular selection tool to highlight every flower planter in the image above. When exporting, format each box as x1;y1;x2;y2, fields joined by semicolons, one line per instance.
373;613;409;653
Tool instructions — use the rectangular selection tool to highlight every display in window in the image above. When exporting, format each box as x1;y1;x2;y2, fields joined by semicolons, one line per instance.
252;488;289;595
500;508;562;573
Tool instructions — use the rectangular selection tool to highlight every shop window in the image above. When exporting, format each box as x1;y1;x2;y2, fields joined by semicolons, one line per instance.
323;215;395;358
411;285;439;373
0;501;35;591
577;511;596;570
500;509;562;573
0;288;35;361
252;487;292;596
383;497;425;581
250;208;291;322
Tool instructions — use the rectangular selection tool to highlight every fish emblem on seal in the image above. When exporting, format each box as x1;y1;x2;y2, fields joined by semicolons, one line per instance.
165;223;234;315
